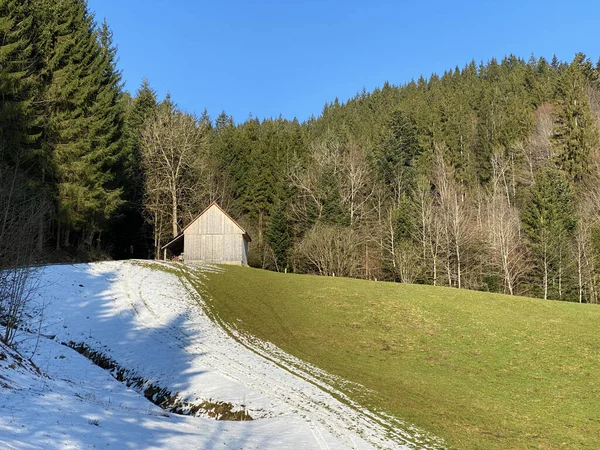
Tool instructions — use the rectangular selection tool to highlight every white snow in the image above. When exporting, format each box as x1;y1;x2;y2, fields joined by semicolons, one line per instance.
0;261;442;449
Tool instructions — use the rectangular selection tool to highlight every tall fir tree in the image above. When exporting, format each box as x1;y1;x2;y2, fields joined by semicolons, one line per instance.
522;168;576;300
374;110;422;202
32;0;125;245
121;78;157;194
266;200;292;271
553;54;599;182
108;79;157;258
0;0;37;166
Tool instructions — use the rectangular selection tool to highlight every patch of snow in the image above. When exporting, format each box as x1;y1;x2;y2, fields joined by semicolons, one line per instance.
0;261;443;449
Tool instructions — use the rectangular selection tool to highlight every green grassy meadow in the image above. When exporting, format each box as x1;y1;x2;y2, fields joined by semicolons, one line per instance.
197;266;600;449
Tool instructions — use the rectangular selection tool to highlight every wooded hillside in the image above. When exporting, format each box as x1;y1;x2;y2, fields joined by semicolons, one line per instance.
2;1;600;302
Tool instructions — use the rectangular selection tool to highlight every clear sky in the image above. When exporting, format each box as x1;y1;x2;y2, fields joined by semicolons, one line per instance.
87;0;599;123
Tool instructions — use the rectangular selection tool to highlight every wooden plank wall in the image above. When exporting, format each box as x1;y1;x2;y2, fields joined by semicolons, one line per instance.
183;205;247;265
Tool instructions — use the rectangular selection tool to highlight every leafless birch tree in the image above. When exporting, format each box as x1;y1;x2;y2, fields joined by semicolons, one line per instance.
433;148;476;289
484;156;530;294
415;175;442;286
339;141;375;226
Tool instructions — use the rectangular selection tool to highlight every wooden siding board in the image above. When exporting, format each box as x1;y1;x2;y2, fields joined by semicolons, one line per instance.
195;207;241;236
182;204;247;265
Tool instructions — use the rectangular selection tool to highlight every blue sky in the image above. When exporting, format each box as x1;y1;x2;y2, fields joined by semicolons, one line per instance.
87;0;599;123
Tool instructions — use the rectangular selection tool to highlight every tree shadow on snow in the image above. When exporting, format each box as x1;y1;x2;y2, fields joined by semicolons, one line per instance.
8;262;284;450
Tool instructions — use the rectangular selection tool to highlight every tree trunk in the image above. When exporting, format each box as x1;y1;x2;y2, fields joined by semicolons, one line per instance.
455;240;462;289
63;227;70;248
172;193;178;237
38;171;46;253
503;253;513;295
578;239;583;303
454;194;462;290
558;252;563;299
543;247;548;300
432;256;437;286
38;217;44;253
56;220;61;251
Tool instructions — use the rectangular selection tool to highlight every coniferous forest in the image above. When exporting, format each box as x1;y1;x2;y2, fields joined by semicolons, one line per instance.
4;0;600;303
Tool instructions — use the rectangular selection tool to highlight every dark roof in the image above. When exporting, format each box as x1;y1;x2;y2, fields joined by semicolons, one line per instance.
161;232;184;252
161;202;251;251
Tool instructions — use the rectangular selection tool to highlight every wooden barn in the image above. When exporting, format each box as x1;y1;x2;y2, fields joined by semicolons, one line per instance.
161;202;251;265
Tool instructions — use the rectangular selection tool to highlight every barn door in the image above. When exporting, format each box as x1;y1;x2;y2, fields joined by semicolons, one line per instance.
203;235;213;262
212;235;223;262
202;235;223;262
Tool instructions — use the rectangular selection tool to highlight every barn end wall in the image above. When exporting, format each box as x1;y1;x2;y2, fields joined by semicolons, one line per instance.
182;205;248;265
184;233;245;263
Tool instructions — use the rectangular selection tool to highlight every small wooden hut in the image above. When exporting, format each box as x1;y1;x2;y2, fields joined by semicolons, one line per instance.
162;202;251;265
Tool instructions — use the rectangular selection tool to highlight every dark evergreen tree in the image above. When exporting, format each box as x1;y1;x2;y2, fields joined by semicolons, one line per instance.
32;0;126;246
266;200;291;271
522;168;576;300
553;54;599;182
0;0;37;166
121;79;157;188
109;78;158;258
374;110;421;202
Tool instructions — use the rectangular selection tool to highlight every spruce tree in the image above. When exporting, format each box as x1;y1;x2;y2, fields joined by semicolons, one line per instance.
33;0;125;244
109;79;157;257
121;79;158;194
319;168;348;226
0;0;37;166
266;201;291;271
522;168;576;299
374;110;421;202
553;54;599;182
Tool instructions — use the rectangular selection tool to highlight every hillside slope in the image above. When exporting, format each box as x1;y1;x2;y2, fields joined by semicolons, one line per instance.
200;266;600;449
0;261;438;449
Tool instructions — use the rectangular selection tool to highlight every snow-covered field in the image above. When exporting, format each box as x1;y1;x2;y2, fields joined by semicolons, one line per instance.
0;261;441;449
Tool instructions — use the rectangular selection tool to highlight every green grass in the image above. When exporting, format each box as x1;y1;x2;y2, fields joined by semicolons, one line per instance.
199;266;600;449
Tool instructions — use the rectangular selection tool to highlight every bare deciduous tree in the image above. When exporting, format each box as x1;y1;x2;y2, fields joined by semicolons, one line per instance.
289;141;331;223
294;224;361;277
0;160;49;346
140;101;207;256
573;179;600;303
433;147;477;289
339;141;375;226
290;138;376;228
393;241;421;284
485;156;530;294
415;175;443;286
521;104;554;184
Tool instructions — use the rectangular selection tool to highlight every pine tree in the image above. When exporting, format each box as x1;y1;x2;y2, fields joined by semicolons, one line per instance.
266;200;291;271
0;0;37;166
374;110;421;202
476;57;535;184
32;0;125;244
319;168;348;226
121;79;158;194
109;78;157;257
553;54;599;182
522;168;576;300
530;56;554;106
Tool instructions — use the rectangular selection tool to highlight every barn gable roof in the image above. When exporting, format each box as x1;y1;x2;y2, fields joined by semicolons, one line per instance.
161;202;251;251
